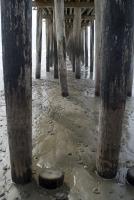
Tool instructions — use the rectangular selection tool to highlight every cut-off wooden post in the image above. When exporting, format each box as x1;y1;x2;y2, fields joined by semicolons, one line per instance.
1;0;32;184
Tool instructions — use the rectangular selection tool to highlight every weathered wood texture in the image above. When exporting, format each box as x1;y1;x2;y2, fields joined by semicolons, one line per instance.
1;0;32;184
53;10;59;79
96;0;134;179
85;27;88;67
54;0;69;97
94;0;102;96
90;21;94;72
36;8;42;79
73;7;81;79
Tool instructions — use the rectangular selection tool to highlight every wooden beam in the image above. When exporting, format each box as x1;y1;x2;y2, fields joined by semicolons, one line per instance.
33;1;94;8
43;14;95;20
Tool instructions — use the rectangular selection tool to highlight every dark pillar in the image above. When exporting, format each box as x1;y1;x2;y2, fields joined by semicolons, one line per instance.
95;0;102;96
74;7;81;79
54;0;69;97
1;0;32;184
53;10;59;79
67;28;75;72
72;32;75;72
90;21;94;73
96;0;134;179
66;29;74;71
36;8;42;79
81;28;85;66
85;27;88;68
49;20;53;68
127;55;134;96
67;30;73;63
46;19;50;72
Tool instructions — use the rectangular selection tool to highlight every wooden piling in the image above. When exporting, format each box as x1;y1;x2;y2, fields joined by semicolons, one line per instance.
73;7;81;79
72;33;76;72
67;30;73;63
96;0;134;179
85;27;88;68
127;49;134;96
46;19;50;72
81;29;85;66
70;32;74;69
1;0;32;184
49;20;53;68
54;0;69;97
90;21;94;73
66;29;74;70
65;20;75;72
95;0;102;96
53;10;59;79
36;8;42;79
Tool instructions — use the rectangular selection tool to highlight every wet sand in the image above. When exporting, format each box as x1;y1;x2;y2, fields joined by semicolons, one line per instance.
0;59;134;200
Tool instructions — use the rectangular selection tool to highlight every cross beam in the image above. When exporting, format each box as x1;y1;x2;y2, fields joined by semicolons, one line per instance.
32;1;94;8
43;14;95;20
